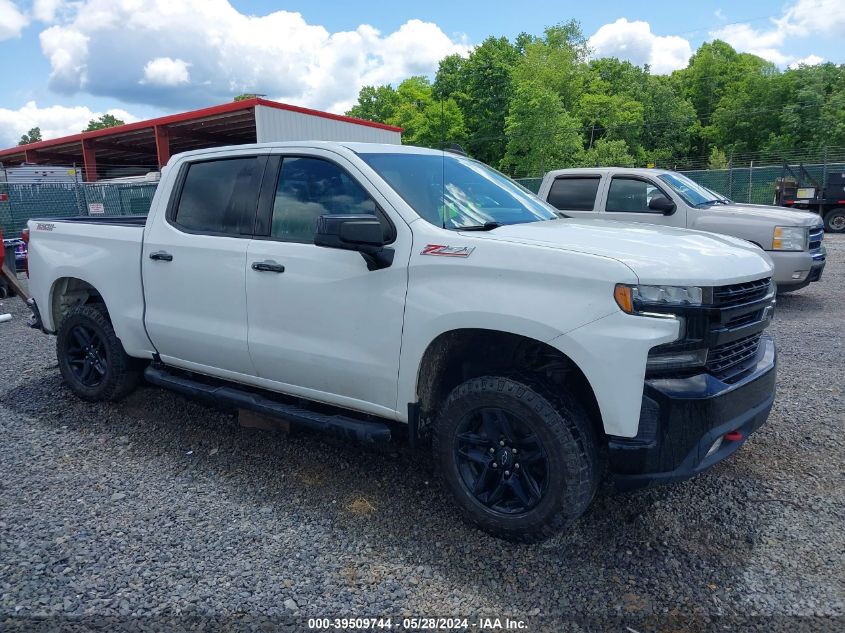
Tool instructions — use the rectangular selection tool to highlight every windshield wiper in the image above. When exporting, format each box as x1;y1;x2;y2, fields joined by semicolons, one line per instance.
457;222;504;231
695;199;721;208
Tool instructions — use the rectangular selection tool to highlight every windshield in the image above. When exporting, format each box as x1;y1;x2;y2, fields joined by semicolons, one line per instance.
358;152;557;229
658;172;726;207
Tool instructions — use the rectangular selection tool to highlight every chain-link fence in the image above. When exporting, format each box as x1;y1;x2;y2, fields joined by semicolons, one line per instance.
514;147;845;202
0;181;158;236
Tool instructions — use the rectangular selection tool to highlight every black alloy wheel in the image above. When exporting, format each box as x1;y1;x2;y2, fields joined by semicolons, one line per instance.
454;406;549;515
64;323;108;387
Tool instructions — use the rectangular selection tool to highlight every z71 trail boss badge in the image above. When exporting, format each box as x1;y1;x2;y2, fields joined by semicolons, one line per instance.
420;244;475;257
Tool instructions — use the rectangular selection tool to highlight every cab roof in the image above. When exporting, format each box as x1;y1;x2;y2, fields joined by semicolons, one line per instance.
545;167;677;178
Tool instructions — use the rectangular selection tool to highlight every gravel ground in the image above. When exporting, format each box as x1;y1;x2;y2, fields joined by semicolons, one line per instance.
0;237;843;632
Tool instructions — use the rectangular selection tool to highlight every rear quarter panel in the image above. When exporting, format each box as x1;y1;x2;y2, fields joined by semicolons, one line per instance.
28;220;154;357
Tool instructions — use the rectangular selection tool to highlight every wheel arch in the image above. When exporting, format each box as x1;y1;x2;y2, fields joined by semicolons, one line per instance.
413;328;604;442
48;276;111;331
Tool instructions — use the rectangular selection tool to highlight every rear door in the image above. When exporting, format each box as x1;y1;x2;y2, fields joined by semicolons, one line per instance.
545;175;603;220
600;175;686;227
142;153;267;377
244;149;411;417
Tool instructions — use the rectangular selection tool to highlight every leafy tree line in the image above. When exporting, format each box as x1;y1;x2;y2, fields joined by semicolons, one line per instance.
18;115;126;146
346;21;845;176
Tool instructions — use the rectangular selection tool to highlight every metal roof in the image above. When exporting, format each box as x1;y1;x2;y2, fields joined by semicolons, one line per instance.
0;98;402;176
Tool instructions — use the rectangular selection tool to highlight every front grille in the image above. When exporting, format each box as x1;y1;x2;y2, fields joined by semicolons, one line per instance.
706;333;762;382
809;227;824;251
713;277;771;307
726;310;762;328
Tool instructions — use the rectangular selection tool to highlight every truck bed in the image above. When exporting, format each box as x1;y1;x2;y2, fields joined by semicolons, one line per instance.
26;215;153;357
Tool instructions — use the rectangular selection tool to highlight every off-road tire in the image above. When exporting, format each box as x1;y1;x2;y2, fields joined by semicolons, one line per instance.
432;376;599;542
56;304;141;402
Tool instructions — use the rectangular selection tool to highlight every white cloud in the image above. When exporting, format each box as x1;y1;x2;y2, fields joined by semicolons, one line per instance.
0;0;28;40
710;0;843;66
141;57;191;86
32;0;67;23
777;0;845;36
0;101;138;147
588;18;692;74
710;23;789;65
789;54;824;68
34;0;470;113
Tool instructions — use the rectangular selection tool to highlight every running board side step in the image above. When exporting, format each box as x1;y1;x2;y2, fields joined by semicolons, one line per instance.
144;366;391;444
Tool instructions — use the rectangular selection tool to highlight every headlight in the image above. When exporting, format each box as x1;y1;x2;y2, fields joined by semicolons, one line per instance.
614;284;703;314
772;226;807;251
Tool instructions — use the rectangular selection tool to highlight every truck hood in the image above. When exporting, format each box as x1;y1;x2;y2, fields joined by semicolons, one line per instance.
466;219;773;286
701;202;821;226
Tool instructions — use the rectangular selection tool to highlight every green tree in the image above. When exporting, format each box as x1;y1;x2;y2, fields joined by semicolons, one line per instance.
346;85;400;123
501;81;583;176
432;54;466;101
580;138;636;167
458;36;520;165
708;147;729;169
18;127;42;145
640;74;698;163
578;92;644;154
768;63;845;151
514;21;589;111
388;77;466;148
84;114;125;132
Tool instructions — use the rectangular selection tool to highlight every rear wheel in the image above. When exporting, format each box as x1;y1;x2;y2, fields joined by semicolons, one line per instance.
57;304;141;402
432;376;599;542
824;208;845;233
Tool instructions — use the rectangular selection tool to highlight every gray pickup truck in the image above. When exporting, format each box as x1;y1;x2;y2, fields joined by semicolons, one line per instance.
539;168;826;292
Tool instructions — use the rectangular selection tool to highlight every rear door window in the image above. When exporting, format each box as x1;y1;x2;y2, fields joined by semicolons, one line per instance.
172;157;263;235
547;177;601;211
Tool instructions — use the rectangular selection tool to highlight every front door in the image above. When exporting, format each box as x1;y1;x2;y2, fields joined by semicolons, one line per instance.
142;154;266;376
245;151;410;417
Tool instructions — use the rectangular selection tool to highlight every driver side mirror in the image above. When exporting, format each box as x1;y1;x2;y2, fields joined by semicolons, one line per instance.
314;214;394;271
648;195;676;214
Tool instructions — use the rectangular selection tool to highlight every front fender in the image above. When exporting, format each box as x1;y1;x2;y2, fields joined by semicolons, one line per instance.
549;311;679;437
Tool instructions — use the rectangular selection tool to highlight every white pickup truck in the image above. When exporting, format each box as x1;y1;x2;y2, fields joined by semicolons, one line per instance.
539;167;826;292
27;142;778;541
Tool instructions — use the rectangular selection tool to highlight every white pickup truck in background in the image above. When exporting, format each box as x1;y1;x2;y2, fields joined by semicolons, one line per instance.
27;142;777;541
539;167;826;292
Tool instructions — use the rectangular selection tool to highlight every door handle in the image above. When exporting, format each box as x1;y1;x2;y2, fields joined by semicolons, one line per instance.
149;251;173;262
251;260;285;273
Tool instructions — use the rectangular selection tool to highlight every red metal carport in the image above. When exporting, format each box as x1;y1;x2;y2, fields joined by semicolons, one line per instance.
0;98;401;181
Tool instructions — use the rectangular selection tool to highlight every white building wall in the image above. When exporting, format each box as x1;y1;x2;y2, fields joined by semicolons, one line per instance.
255;105;401;145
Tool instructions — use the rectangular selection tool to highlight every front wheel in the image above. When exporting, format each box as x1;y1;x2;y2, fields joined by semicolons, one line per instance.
432;376;599;542
56;304;141;402
824;208;845;233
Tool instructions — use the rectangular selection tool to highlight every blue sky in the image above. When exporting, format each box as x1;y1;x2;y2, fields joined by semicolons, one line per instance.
0;0;842;147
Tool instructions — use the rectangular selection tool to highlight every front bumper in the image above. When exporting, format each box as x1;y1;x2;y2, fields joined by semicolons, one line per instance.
769;246;826;290
609;335;776;490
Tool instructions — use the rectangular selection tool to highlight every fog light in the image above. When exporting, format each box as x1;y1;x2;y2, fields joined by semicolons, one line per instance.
705;437;723;458
791;272;802;279
646;348;707;371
